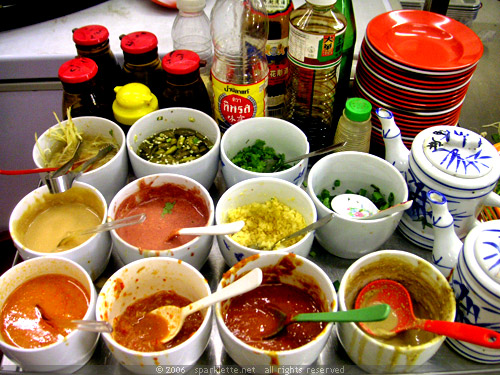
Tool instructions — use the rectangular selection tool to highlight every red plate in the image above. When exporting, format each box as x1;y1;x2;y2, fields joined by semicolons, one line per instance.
366;10;483;71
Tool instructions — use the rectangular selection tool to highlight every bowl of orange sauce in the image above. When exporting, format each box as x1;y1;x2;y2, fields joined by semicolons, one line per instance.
0;256;98;373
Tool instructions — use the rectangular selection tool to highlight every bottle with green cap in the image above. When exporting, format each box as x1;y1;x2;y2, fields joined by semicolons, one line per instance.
333;97;372;153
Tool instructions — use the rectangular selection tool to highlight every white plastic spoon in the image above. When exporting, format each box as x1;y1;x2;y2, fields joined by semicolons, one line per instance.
165;220;244;241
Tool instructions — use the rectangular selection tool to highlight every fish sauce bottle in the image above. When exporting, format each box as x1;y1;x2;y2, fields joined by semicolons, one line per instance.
58;57;112;120
333;97;372;153
284;0;346;152
210;0;269;132
160;50;213;117
264;0;293;118
72;25;121;109
120;31;165;100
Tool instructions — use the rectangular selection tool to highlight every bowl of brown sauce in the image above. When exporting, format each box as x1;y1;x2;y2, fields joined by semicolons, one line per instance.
96;257;212;372
0;256;98;373
215;252;337;368
337;249;456;373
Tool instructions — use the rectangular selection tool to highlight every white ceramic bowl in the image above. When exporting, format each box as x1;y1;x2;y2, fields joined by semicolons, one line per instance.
9;181;111;281
0;257;98;373
108;173;214;270
215;252;337;368
33;116;128;204
307;151;409;259
215;177;317;267
220;117;309;188
127;107;221;190
96;257;212;373
337;250;456;373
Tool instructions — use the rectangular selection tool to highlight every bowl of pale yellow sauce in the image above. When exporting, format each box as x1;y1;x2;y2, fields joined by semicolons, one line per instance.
9;182;111;281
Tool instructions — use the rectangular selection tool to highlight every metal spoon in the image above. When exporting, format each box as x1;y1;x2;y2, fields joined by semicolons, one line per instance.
56;213;146;249
0;166;58;175
355;279;500;348
149;268;263;344
165;220;245;242
36;304;112;333
258;304;391;340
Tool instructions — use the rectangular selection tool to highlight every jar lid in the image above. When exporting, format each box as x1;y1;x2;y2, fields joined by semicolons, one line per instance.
345;98;372;122
307;0;337;6
73;25;109;46
58;57;98;84
120;31;158;54
177;0;206;12
162;50;200;75
112;83;159;126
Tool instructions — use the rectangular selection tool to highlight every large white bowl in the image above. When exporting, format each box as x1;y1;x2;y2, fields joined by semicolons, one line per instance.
33;116;128;204
220;117;309;188
9;181;111;281
96;257;212;373
337;250;456;373
0;257;98;373
307;151;409;259
215;253;337;368
215;177;317;267
127;107;221;190
108;173;214;270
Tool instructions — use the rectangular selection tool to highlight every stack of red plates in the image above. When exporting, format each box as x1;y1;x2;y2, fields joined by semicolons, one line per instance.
353;10;483;152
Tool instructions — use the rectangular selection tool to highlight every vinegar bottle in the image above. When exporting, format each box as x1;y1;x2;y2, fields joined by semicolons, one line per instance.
333;97;372;153
210;0;269;132
284;0;346;152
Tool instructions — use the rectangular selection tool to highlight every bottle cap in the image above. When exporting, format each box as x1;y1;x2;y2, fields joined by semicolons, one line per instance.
112;83;159;126
120;31;158;54
162;50;201;75
345;98;372;122
177;0;206;12
73;25;109;46
58;57;98;84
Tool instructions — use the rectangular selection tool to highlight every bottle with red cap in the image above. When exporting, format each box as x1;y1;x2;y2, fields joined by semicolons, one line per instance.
160;50;212;117
119;31;165;99
58;57;112;120
72;24;121;106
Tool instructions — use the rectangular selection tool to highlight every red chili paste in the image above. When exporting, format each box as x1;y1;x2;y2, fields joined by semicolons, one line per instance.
112;290;203;352
115;181;209;250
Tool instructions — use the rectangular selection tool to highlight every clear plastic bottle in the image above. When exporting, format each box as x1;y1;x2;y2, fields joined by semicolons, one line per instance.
284;0;346;152
210;0;269;132
333;97;372;153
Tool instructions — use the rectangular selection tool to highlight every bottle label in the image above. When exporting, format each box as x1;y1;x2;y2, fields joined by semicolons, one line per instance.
288;26;345;69
265;0;293;17
212;75;268;131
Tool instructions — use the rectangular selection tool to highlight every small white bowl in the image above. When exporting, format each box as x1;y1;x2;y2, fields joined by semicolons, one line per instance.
337;250;456;373
108;173;214;270
0;257;98;373
127;107;221;190
215;177;316;267
33;116;128;204
215;252;337;367
9;181;111;281
220;117;309;188
307;151;408;259
96;257;212;373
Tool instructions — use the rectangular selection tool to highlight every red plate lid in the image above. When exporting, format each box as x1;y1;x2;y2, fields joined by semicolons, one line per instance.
162;50;200;74
120;31;158;54
367;10;483;71
58;57;98;83
73;25;110;46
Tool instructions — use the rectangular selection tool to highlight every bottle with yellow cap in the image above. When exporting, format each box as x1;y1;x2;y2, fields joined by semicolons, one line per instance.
112;82;159;134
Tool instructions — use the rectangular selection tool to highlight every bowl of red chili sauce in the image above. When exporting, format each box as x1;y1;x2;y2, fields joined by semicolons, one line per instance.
108;173;214;270
215;252;337;368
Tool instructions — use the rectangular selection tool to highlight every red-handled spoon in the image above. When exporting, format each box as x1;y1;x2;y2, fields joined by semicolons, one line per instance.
0;167;58;175
355;279;500;349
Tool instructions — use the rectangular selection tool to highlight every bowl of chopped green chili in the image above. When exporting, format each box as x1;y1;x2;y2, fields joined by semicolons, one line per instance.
220;117;309;188
127;108;221;189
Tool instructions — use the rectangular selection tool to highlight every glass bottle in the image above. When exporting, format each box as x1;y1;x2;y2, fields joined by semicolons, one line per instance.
120;31;165;99
58;57;112;120
284;0;346;152
264;0;294;118
210;0;269;132
160;50;213;117
333;97;372;153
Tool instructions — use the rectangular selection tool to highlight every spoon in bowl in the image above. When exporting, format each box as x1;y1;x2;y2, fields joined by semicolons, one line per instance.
355;279;500;348
149;267;263;344
258;303;391;340
331;194;412;220
165;220;245;242
36;304;112;333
